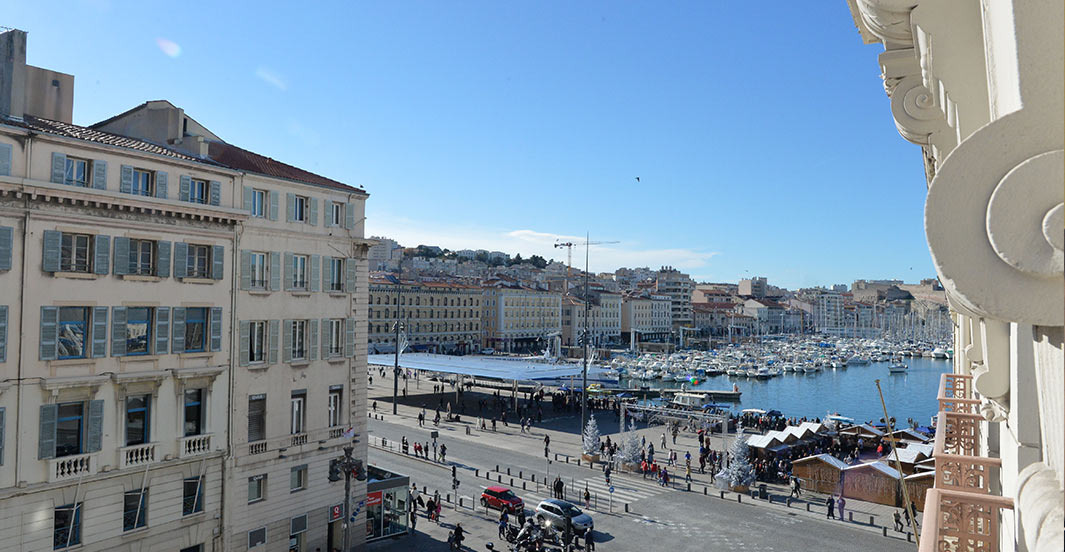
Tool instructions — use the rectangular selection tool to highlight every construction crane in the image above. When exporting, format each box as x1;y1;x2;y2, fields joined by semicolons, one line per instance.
554;238;619;295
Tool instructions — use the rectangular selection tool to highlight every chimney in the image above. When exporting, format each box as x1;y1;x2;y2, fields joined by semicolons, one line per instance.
0;28;28;120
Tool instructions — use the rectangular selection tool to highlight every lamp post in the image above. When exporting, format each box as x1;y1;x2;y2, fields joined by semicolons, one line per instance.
329;444;366;552
387;273;404;415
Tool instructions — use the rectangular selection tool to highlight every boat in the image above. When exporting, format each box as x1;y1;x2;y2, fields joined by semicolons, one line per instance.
932;347;948;359
889;362;907;374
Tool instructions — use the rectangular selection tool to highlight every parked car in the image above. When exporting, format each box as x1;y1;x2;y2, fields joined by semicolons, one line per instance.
534;499;594;535
480;486;524;513
480;347;495;355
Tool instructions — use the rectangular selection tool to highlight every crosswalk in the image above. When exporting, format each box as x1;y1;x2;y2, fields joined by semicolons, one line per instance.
479;469;668;510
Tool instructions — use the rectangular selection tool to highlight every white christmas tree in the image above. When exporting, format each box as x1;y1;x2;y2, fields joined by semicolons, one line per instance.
619;420;642;465
716;435;756;489
582;414;601;455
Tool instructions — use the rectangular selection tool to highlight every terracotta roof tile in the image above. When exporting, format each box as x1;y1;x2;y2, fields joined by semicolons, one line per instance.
207;141;365;194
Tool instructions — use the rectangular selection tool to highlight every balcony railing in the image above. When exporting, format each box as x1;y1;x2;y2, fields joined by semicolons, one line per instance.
933;411;1000;494
119;442;157;469
237;426;349;458
291;433;308;447
49;453;96;482
178;433;213;458
248;441;268;455
919;488;1014;552
938;373;980;414
935;410;983;457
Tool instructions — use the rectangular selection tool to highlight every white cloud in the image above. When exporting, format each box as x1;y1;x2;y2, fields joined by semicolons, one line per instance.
255;67;288;91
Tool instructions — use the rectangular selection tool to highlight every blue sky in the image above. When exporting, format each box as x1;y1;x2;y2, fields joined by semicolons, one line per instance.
7;0;934;288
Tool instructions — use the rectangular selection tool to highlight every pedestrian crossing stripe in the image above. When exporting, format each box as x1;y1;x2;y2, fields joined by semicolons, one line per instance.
576;477;664;503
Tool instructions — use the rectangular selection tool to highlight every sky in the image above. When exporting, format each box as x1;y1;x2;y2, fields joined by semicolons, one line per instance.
6;0;936;289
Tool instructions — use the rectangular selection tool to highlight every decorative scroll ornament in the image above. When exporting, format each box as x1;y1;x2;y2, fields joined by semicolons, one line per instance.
889;75;944;145
926;110;1065;326
855;0;919;46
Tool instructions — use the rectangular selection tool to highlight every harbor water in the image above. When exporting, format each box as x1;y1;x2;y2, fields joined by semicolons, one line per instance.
620;356;952;426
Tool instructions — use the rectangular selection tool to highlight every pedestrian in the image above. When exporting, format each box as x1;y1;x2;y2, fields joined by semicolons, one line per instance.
435;500;442;523
826;496;835;519
440;443;447;464
661;433;667;449
641;459;648;479
909;501;920;528
372;401;377;412
432;441;438;461
498;510;509;539
409;508;417;532
893;510;904;532
584;526;595;551
837;495;846;521
426;497;436;521
584;485;591;508
369;375;373;386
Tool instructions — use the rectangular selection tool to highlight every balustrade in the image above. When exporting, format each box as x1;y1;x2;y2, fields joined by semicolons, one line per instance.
48;453;96;482
919;488;1013;552
178;433;213;458
119;443;157;469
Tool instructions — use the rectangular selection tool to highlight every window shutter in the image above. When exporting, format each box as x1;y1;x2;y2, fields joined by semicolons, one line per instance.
0;225;12;271
345;202;356;230
268;319;280;364
179;175;191;202
211;245;224;280
248;397;265;442
320;318;330;359
239;321;250;367
93;234;110;275
38;404;57;459
308;319;318;361
91;159;107;190
155;171;168;199
155;307;170;354
324;202;334;227
308;198;318;226
283;252;294;291
110;306;127;357
210;307;223;352
120;164;133;193
0;407;5;464
172;307;186;353
91;307;108;358
39;306;58;360
0;306;7;363
323;257;331;291
156;241;171;278
344;258;357;293
310;255;320;292
42;230;61;273
50;152;66;184
239;250;251;290
112;237;130;276
86;399;104;453
0;142;12;176
282;320;293;362
209;180;221;206
242;186;253;212
173;242;187;279
344;318;355;357
286;193;295;222
268;191;279;221
269;252;281;291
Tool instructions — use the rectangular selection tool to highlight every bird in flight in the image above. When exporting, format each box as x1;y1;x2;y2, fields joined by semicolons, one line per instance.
635;176;640;183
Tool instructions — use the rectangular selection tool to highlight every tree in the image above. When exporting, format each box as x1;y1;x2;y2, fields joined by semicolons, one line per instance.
618;419;642;465
716;435;756;489
528;255;548;269
508;253;524;266
582;414;601;454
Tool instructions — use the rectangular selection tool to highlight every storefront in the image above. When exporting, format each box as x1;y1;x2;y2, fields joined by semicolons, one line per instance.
366;465;410;543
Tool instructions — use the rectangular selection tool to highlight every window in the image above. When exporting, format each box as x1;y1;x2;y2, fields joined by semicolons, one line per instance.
248;475;266;503
125;307;153;356
123;489;148;531
57;307;89;359
189;179;208;204
64;157;90;187
131;169;153;196
248;394;266;442
329;319;343;356
129;239;154;275
183;389;204;436
54;503;82;549
56;402;84;457
292;255;307;289
183;476;204;515
187;245;210;279
185;307;207;352
250;321;266;363
125;395;150;446
291;320;306;360
248;527;267;549
293;196;307;222
330;202;342;226
251;189;265;217
251;252;267;289
329;258;343;292
328;389;342;427
290;391;305;434
59;233;91;273
290;515;308;550
289;464;307;492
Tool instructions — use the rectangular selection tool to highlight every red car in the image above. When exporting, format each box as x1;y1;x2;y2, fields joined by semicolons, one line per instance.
480;486;524;513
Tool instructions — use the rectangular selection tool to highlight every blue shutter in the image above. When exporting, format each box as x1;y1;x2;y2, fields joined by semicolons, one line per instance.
0;406;5;464
287;193;296;222
269;252;281;291
210;307;223;352
268;191;279;221
268;319;280;364
0;305;7;363
243;186;253;212
155;307;170;354
308;198;318;226
172;307;186;353
320;318;330;359
156;241;171;278
240;250;251;290
42;230;61;273
310;255;320;292
0;225;12;271
39;306;58;360
209;180;221;206
282;319;293;362
92;160;107;190
50;152;66;184
173;242;187;279
345;258;357;293
283;252;294;290
345;202;355;230
211;245;224;280
119;164;133;194
86;400;103;453
93;234;110;275
0;142;12;176
155;171;168;199
91;307;108;358
112;237;130;276
38;404;57;459
179;175;191;202
344;318;355;357
110;307;127;357
308;319;319;361
238;321;250;367
324;202;334;227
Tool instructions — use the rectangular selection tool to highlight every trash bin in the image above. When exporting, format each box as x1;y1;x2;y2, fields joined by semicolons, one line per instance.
758;484;768;499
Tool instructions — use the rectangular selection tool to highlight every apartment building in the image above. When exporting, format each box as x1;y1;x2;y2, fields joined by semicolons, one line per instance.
654;266;694;330
481;280;561;353
0;29;368;552
621;292;672;343
561;293;622;349
737;277;767;298
367;277;481;354
814;291;844;336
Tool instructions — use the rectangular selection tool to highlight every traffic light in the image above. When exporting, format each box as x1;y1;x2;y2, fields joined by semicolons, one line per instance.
451;465;457;479
352;459;367;482
328;458;342;482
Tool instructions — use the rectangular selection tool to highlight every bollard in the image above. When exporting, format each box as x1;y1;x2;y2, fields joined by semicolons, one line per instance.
806;503;811;512
687;482;691;492
737;494;742;504
507;467;511;475
459;497;463;508
446;493;451;502
882;527;887;538
704;486;707;495
519;471;523;479
496;465;500;473
510;478;514;486
869;515;874;525
625;503;629;513
849;512;853;522
498;475;502;482
523;481;527;490
720;490;725;499
907;533;912;543
475;469;479;478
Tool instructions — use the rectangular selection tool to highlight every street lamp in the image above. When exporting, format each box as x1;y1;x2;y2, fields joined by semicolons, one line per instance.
328;444;367;552
386;273;404;415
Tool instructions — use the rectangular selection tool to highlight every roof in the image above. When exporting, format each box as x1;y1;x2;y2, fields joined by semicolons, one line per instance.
844;461;900;479
747;434;783;449
207;141;364;194
793;454;848;471
367;352;595;382
888;447;931;465
841;423;885;437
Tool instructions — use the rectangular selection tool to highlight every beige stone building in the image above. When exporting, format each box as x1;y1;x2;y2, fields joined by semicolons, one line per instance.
561;293;622;349
620;292;672;344
0;29;369;552
654;266;694;330
367;277;481;354
481;280;561;353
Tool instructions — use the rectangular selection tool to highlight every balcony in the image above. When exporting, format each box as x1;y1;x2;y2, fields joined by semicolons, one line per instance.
249;441;268;455
919;489;1014;552
937;373;981;414
291;433;309;447
178;433;213;458
48;453;97;482
119;442;157;469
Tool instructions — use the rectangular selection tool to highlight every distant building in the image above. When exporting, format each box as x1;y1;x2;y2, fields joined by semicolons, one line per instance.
562;292;622;349
738;276;768;298
367;277;482;354
621;292;672;343
655;266;695;330
481;280;561;353
369;236;402;270
815;291;845;336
